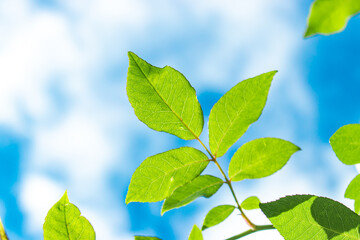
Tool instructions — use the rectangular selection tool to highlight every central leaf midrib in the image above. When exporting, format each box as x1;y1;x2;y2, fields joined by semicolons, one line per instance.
130;55;198;139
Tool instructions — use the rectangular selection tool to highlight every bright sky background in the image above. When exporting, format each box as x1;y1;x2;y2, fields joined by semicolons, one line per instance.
0;0;359;239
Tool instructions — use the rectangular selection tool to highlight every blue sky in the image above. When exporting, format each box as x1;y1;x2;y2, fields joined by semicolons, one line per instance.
0;0;359;239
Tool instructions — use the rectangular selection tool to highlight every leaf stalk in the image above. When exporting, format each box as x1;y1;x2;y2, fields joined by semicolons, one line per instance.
225;224;275;240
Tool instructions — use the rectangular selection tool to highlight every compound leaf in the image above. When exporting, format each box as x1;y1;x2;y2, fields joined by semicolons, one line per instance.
135;237;162;240
229;138;300;181
260;195;360;240
345;174;360;200
305;0;360;37
126;147;209;203
127;52;204;140
43;192;95;240
241;196;260;210
330;124;360;165
162;175;223;214
209;71;277;157
202;205;235;230
189;225;203;240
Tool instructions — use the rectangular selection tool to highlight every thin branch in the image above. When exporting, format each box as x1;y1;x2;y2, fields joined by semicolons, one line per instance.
225;224;275;240
0;217;9;240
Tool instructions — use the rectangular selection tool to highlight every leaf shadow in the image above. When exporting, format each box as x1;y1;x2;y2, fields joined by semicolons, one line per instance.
311;197;360;239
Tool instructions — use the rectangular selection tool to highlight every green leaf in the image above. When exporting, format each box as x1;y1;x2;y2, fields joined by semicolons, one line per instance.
135;236;162;240
305;0;360;37
228;138;300;181
127;52;204;140
241;196;260;210
202;205;235;230
162;175;223;214
209;71;277;157
43;191;95;240
355;200;360;215
260;195;360;240
126;147;209;203
330;124;360;165
188;225;203;240
345;174;360;200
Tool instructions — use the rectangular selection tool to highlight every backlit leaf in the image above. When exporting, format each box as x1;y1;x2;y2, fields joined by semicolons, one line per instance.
162;175;223;214
126;147;209;203
345;174;360;200
355;200;360;215
330;124;360;165
202;205;235;230
241;196;260;210
188;225;203;240
260;195;360;240
209;71;277;157
135;236;162;240
305;0;360;37
127;52;203;140
43;192;95;240
229;138;300;181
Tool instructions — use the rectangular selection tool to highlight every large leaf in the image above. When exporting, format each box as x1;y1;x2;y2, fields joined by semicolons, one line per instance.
188;225;203;240
43;192;95;240
202;205;235;230
162;175;223;214
260;195;360;240
345;174;360;200
126;147;209;203
330;124;360;165
135;237;162;240
209;71;277;157
241;196;260;210
127;52;203;140
305;0;360;37
228;138;300;181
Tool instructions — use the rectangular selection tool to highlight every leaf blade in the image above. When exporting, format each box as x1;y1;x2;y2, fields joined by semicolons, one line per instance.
43;191;95;240
126;147;209;203
188;225;203;240
135;236;162;240
345;174;360;200
229;138;300;181
330;124;360;165
260;195;360;240
202;205;235;230
127;52;204;140
305;0;360;37
209;71;277;157
162;175;223;214
241;196;260;210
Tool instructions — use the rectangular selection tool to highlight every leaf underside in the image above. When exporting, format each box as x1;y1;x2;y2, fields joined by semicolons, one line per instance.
43;192;95;240
188;225;203;240
209;71;277;157
162;175;223;214
202;205;235;230
126;147;209;203
260;195;360;240
127;51;204;140
305;0;360;37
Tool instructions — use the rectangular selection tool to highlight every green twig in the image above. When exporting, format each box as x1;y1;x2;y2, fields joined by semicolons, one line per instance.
0;217;8;240
225;224;275;240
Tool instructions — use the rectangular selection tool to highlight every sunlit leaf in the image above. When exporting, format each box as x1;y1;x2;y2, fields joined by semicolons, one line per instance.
127;52;203;140
355;200;360;215
43;192;95;240
188;225;203;240
126;147;209;203
209;71;276;157
260;195;360;240
305;0;360;37
162;175;223;214
330;124;360;165
135;236;162;240
345;174;360;200
229;138;300;181
241;196;260;210
202;205;235;230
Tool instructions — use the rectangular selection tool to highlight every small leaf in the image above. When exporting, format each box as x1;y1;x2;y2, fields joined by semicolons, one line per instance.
305;0;360;37
43;191;95;240
345;174;360;200
241;196;260;210
228;138;300;181
209;71;277;157
188;225;203;240
127;52;204;140
202;205;235;230
126;147;209;203
260;195;360;240
162;175;223;214
355;200;360;215
330;124;360;165
135;236;162;240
